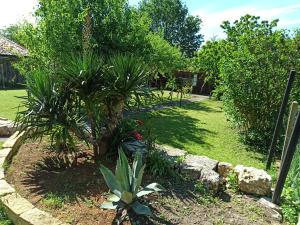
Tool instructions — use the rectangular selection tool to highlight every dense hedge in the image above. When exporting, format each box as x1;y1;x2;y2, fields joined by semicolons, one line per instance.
194;15;300;151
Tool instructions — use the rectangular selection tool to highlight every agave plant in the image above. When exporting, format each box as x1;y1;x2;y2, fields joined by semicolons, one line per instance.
100;149;164;217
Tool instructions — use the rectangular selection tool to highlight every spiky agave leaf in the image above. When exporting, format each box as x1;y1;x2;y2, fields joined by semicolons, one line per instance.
100;200;118;209
136;183;165;198
132;151;145;194
131;201;152;216
133;164;146;195
132;150;143;179
115;149;132;192
100;165;122;198
107;194;120;202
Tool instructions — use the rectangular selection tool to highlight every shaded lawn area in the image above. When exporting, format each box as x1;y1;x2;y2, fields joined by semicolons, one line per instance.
0;89;26;120
136;99;265;169
127;89;190;110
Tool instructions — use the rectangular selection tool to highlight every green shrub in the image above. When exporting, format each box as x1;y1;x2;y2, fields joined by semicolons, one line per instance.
194;182;216;204
219;15;300;149
227;171;239;192
146;149;175;177
99;149;164;220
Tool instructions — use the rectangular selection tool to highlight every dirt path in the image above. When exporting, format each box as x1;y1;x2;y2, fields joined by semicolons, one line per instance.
125;94;210;116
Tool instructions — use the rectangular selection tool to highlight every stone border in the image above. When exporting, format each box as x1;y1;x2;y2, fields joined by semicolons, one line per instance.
160;145;283;222
0;131;68;225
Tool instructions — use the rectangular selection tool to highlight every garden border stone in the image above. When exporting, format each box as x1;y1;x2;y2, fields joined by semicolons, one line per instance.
160;145;273;197
0;130;68;225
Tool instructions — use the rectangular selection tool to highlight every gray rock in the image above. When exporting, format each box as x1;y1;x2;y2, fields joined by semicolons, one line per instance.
258;198;282;222
0;119;16;136
20;208;67;225
199;169;221;194
1;193;34;216
122;140;147;155
159;145;186;164
161;145;186;157
182;154;218;179
258;198;281;213
234;165;272;196
218;162;233;177
0;180;15;197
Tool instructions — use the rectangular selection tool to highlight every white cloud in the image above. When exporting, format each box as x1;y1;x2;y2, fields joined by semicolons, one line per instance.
0;0;38;28
193;3;300;41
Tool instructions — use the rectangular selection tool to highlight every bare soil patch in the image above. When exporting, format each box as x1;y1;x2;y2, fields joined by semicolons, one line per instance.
6;141;285;225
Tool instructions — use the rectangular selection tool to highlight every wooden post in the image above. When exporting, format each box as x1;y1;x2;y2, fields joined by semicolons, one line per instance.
0;64;4;89
266;70;296;170
272;110;300;204
281;101;299;169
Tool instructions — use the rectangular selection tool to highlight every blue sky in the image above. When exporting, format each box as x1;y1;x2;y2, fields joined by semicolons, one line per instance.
1;0;300;41
131;0;300;40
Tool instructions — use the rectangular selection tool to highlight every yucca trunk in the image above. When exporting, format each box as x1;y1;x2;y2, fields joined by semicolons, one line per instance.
98;98;125;156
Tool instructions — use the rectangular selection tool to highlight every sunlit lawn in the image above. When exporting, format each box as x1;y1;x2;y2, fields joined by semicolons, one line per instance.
0;89;26;120
136;99;265;169
0;89;265;168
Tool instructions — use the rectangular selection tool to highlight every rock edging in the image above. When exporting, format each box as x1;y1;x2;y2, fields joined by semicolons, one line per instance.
0;131;68;225
159;145;272;196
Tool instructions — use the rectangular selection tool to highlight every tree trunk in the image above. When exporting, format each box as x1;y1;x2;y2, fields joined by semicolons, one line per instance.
98;98;125;156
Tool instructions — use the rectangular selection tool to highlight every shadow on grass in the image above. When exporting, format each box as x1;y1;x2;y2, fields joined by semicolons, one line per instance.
135;102;218;151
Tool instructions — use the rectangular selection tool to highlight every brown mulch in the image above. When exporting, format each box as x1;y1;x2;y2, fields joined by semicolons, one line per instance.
6;140;286;225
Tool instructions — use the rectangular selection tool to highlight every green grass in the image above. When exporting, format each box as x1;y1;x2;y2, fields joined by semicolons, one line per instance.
137;99;265;169
0;89;26;120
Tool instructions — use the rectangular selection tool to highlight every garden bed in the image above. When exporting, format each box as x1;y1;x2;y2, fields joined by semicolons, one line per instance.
5;140;285;225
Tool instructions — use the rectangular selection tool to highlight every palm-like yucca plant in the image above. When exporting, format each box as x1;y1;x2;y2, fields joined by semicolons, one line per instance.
98;54;152;155
16;70;86;153
104;54;151;121
59;53;108;158
100;149;164;217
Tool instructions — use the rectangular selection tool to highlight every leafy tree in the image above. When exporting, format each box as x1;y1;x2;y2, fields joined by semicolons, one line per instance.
219;15;299;149
0;24;23;42
16;0;152;74
16;0;187;77
139;0;203;57
146;33;185;76
193;39;228;96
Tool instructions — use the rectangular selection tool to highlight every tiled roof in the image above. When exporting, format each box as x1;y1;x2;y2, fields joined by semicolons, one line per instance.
0;35;28;57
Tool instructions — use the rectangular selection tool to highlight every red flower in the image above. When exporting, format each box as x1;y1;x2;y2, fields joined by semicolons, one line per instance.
136;120;144;126
133;131;143;140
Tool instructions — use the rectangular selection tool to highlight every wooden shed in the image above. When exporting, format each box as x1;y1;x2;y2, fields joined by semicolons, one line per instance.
175;71;213;95
0;36;28;88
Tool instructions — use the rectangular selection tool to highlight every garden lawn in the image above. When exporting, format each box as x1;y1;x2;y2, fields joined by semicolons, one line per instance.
0;89;26;120
137;99;265;169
